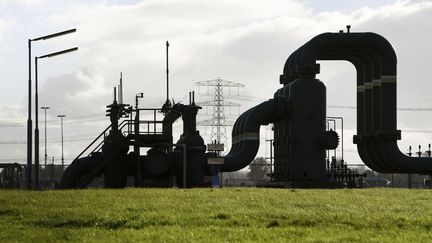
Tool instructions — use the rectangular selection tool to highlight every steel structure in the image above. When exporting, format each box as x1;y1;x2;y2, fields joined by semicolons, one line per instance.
59;30;431;189
195;78;243;150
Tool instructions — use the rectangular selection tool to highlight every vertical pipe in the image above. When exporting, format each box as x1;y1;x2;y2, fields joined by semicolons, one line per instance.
34;57;39;189
166;41;169;102
340;117;344;161
183;144;187;188
27;39;33;189
113;87;117;103
117;85;120;104
129;106;132;134
120;72;123;104
60;116;64;172
429;144;432;189
51;156;54;188
154;110;156;134
134;96;141;187
44;108;48;179
269;139;273;176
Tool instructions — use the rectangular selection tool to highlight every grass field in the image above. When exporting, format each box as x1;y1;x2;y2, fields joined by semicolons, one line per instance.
1;188;432;242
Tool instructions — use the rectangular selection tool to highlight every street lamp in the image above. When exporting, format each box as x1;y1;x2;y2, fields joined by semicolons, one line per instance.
27;28;76;189
41;106;50;180
34;47;78;189
57;114;66;172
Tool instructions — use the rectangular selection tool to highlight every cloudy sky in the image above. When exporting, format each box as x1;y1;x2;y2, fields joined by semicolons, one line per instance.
0;0;432;168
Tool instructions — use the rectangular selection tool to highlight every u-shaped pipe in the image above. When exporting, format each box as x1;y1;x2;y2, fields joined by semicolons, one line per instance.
316;50;394;172
286;31;432;173
224;31;431;175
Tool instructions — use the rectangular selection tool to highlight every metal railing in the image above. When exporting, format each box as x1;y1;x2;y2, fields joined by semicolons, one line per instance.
69;108;165;168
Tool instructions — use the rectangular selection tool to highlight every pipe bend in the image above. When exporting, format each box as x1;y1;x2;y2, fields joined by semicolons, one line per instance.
380;140;432;173
282;48;302;83
58;153;103;189
298;32;396;75
222;99;279;172
230;108;254;155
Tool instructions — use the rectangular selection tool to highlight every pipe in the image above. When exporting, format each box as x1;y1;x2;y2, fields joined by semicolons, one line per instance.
230;108;253;155
290;31;432;173
58;153;104;189
279;84;292;179
282;34;393;171
222;99;279;172
230;105;266;165
318;52;376;169
294;34;398;171
316;50;394;172
296;33;396;78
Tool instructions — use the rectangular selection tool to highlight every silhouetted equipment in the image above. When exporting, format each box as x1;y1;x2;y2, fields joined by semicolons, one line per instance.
221;30;432;187
0;163;24;188
60;31;430;189
161;41;172;115
59;88;206;188
59;42;208;188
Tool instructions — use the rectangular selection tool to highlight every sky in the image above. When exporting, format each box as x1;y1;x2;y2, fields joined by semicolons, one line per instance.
0;0;432;167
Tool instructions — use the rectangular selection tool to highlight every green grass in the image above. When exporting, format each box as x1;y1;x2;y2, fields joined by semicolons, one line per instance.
1;188;432;242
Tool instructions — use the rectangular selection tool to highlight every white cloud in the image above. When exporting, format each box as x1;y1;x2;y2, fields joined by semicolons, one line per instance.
1;0;432;165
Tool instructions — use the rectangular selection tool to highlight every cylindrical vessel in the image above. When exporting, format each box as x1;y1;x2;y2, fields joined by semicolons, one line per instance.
145;148;170;175
174;131;206;187
288;76;327;180
273;84;291;181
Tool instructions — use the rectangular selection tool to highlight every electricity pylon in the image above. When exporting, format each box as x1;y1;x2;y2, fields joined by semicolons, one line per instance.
195;77;244;152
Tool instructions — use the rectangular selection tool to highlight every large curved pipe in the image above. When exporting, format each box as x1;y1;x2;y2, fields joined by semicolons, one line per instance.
316;50;393;172
222;99;279;172
296;32;396;78
321;49;403;172
230;108;254;155
284;47;384;170
58;154;104;189
290;32;432;173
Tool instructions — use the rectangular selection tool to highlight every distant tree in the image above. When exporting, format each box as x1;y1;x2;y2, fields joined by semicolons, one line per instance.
247;157;270;181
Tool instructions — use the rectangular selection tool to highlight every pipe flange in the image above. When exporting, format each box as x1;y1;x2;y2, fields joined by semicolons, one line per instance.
279;71;299;84
376;130;401;141
295;63;320;75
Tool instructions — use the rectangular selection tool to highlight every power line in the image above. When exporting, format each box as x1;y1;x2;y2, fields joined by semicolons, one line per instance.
0;157;76;162
196;77;244;151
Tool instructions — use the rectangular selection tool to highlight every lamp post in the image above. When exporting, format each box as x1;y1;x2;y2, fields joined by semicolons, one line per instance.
58;115;66;172
35;47;78;189
41;106;50;180
27;28;76;189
